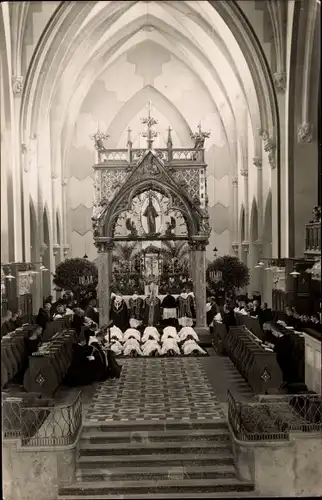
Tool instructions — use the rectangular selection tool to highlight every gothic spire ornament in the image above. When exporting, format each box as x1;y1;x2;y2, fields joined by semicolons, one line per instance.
141;100;159;149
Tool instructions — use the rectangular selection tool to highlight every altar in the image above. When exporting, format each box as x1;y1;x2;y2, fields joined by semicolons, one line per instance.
91;102;211;340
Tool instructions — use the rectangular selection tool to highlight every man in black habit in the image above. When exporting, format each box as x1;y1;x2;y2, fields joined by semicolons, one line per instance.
110;294;129;332
128;291;144;328
161;291;177;326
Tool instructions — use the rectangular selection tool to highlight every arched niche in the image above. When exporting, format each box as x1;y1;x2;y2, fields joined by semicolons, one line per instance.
240;205;245;243
250;198;258;243
102;178;203;240
262;191;273;306
42;208;52;300
29;199;40;312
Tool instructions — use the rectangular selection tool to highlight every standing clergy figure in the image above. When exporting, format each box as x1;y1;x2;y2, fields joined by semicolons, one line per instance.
110;295;129;332
128;292;144;328
143;291;162;327
161;292;177;326
177;289;195;327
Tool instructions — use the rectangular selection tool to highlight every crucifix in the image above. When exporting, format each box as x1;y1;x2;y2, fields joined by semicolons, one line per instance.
141;100;158;149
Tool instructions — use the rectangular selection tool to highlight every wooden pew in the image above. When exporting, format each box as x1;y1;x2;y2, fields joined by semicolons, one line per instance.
223;325;283;393
235;314;265;341
23;329;77;397
42;316;72;341
1;327;30;388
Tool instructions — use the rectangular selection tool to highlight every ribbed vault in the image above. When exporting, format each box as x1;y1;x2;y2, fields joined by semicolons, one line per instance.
21;0;278;181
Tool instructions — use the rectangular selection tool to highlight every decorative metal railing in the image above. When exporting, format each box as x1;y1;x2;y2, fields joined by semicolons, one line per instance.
305;221;321;253
96;147;205;164
2;391;82;447
228;390;322;442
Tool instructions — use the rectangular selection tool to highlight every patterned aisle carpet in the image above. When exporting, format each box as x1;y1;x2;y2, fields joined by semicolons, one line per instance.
85;358;225;423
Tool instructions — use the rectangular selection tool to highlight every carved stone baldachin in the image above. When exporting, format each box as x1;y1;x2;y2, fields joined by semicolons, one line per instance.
273;72;286;93
12;76;23;95
298;122;313;143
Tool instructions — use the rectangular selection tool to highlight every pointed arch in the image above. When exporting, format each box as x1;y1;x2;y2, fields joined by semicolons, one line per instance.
263;190;272;245
106;85;192;148
250;198;259;242
100;151;205;239
42;205;52;298
240;204;245;242
29;198;38;262
56;210;62;246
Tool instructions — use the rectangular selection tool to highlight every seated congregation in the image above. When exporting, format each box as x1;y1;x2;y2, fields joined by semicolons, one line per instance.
208;293;321;394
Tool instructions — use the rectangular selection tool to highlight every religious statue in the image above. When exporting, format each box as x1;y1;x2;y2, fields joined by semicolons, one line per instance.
165;216;176;237
125;218;138;236
143;196;158;234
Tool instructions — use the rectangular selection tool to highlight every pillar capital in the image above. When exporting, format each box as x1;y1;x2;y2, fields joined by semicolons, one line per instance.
52;243;60;256
232;242;239;253
240;169;248;177
189;240;207;251
253;157;262;168
232;176;238;186
63;244;70;257
94;238;114;253
241;240;250;253
273;72;286;93
61;178;68;187
12;75;23;95
298;122;313;143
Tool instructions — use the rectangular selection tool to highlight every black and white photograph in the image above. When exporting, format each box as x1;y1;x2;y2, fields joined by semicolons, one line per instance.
1;1;321;499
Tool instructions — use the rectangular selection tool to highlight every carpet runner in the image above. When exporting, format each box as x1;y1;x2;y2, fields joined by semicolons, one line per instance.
58;358;255;499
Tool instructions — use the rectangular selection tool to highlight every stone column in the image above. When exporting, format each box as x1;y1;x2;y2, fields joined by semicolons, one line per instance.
189;245;196;287
61;178;69;259
95;240;114;326
232;176;239;255
191;241;209;342
253;158;263;227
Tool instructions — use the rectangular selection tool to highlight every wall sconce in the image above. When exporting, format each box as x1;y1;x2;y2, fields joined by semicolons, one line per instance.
213;247;218;257
289;269;300;277
254;261;265;268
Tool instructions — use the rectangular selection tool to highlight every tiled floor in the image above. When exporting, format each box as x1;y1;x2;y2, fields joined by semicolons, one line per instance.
85;358;226;423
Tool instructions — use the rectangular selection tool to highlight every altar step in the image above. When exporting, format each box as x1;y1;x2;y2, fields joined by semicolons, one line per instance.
58;420;254;499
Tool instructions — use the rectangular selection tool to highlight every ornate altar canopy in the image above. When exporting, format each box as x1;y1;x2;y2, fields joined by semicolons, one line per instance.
91;102;211;337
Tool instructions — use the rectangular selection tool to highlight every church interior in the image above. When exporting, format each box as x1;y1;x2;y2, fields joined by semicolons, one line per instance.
1;1;321;499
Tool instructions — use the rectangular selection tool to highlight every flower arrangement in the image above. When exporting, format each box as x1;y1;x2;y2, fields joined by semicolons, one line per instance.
53;258;98;302
206;255;250;296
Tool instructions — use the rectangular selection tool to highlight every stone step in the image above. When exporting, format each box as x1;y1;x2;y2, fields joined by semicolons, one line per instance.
58;491;257;499
59;478;254;496
79;441;231;456
82;419;227;432
80;428;230;444
77;452;234;469
76;464;236;482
